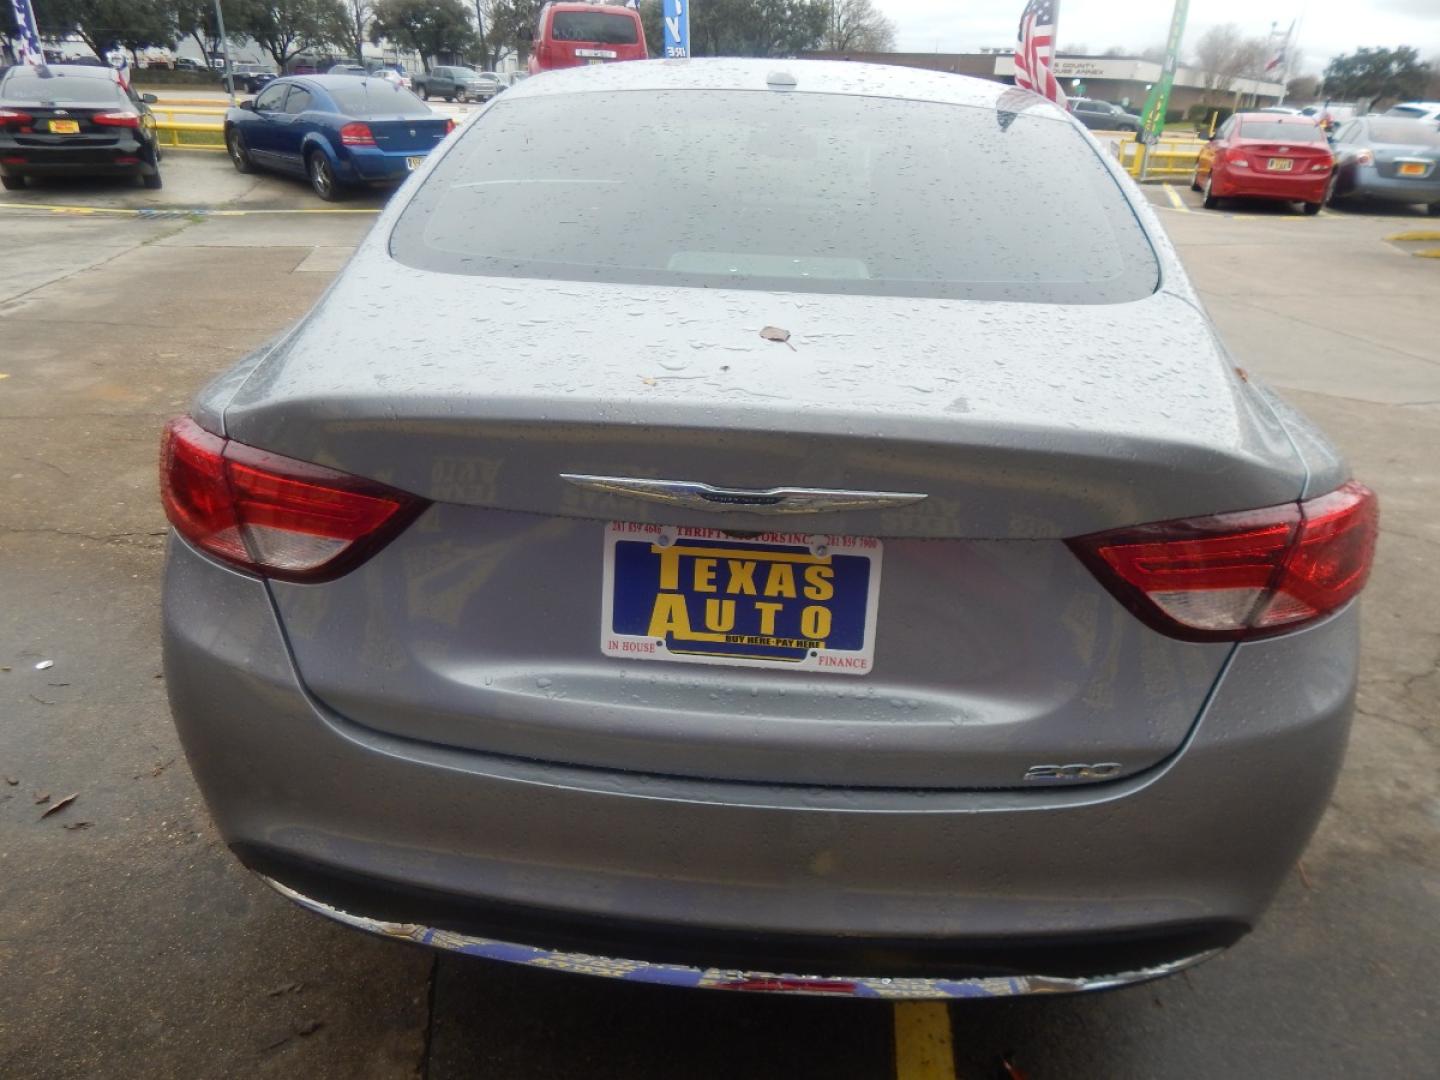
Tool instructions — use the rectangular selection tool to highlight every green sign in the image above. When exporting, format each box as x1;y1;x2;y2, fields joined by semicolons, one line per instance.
1140;0;1190;145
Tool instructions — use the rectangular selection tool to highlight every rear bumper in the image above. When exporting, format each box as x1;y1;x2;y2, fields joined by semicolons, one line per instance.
1213;167;1329;202
163;536;1356;992
0;139;156;176
341;148;424;184
1346;171;1440;204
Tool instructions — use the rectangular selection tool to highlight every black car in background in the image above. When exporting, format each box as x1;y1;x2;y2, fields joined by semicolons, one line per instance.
0;65;164;190
224;63;277;95
1070;97;1143;132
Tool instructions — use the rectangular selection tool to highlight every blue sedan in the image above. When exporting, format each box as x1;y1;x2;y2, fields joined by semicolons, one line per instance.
223;75;454;200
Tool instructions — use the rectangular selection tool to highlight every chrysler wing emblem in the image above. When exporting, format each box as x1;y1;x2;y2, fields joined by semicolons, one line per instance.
559;474;927;514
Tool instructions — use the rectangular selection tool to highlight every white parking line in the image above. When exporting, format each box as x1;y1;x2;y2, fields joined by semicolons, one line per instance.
1162;183;1190;212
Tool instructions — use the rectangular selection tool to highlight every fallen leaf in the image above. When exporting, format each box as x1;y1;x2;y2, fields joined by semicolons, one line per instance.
63;821;92;831
29;694;55;706
3;776;17;786
151;758;175;778
265;980;304;997
639;376;657;386
759;325;797;350
34;792;49;805
40;792;77;818
295;1019;324;1037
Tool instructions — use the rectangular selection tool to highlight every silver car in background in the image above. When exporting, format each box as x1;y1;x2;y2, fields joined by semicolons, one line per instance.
160;60;1378;999
1329;115;1440;213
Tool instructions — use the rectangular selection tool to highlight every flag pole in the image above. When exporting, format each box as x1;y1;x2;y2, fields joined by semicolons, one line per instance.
1138;0;1190;181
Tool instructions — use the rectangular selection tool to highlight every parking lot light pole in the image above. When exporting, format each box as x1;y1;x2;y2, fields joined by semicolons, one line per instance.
214;0;236;105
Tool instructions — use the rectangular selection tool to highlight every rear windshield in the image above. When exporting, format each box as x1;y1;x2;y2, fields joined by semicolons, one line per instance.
1;73;124;104
550;11;639;44
391;90;1157;304
326;81;431;116
1238;121;1325;142
1366;119;1440;145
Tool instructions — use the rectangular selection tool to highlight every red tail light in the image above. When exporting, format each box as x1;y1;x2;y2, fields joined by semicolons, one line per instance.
0;108;34;126
93;111;142;127
1069;482;1377;642
1224;148;1251;167
1355;149;1374;166
444;118;455;134
160;417;426;583
340;122;376;146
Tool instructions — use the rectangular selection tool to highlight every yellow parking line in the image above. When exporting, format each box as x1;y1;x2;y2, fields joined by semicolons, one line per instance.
1385;230;1440;242
893;1002;956;1080
1162;183;1189;212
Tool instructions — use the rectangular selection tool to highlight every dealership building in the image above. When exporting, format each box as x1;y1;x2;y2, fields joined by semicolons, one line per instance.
803;52;1286;112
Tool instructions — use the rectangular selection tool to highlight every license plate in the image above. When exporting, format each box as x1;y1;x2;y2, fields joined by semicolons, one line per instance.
576;49;618;59
48;119;80;134
1398;162;1427;176
1267;158;1293;171
601;523;881;674
405;156;424;171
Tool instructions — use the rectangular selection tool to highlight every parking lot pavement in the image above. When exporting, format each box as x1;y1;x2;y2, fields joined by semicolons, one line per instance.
2;157;1436;1079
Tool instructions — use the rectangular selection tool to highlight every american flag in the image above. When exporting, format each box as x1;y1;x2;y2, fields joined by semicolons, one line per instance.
1013;0;1065;108
9;0;50;74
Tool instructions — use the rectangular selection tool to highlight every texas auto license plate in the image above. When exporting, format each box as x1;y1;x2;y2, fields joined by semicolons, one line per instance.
405;156;424;171
1267;157;1293;171
576;49;618;59
601;523;881;674
48;119;80;134
1398;162;1427;176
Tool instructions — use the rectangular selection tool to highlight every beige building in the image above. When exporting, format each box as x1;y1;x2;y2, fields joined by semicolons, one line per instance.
803;52;1286;112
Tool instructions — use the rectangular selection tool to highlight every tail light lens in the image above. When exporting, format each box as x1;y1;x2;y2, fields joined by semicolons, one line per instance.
160;417;427;583
444;118;455;134
0;108;34;126
339;122;376;146
93;111;142;127
1355;149;1374;166
1069;482;1377;642
1224;148;1251;167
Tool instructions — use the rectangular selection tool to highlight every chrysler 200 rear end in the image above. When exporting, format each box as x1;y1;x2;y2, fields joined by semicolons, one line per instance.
160;60;1376;999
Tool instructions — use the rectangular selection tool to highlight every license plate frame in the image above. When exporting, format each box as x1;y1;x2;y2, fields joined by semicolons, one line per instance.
1266;157;1294;171
405;156;424;171
48;119;80;134
600;523;882;675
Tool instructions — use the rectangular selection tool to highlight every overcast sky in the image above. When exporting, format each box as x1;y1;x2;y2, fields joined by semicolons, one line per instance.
881;1;1440;73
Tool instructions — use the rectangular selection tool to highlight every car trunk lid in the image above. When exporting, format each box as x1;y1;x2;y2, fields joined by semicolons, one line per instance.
365;116;450;153
224;272;1304;790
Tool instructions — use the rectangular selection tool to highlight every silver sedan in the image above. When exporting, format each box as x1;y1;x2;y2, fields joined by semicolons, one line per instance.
160;59;1378;999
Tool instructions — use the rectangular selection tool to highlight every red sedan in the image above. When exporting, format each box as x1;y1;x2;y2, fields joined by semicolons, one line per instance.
1192;113;1334;214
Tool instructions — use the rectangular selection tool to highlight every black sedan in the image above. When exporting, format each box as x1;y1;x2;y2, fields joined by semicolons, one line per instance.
0;65;163;190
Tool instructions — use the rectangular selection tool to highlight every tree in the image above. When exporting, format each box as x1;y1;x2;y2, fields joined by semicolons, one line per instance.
229;0;346;69
1286;73;1320;101
371;0;475;70
170;0;228;65
819;0;893;53
688;0;827;57
1322;47;1430;107
1191;23;1267;99
334;0;371;62
33;0;176;63
482;0;537;66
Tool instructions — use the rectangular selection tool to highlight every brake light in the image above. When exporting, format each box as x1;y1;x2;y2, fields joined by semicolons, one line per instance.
1069;482;1377;642
1355;149;1374;166
93;111;141;127
444;118;455;134
1224;148;1250;167
159;417;427;582
0;108;34;126
340;122;376;146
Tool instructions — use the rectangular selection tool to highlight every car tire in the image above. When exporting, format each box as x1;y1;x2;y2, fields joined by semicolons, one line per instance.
1;173;24;190
142;170;163;190
418;85;428;100
226;129;255;174
1202;173;1220;210
1302;200;1321;215
307;151;343;202
1428;203;1440;217
1190;169;1202;192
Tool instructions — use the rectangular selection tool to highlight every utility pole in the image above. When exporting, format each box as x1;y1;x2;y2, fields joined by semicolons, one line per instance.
213;0;235;105
474;0;486;69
